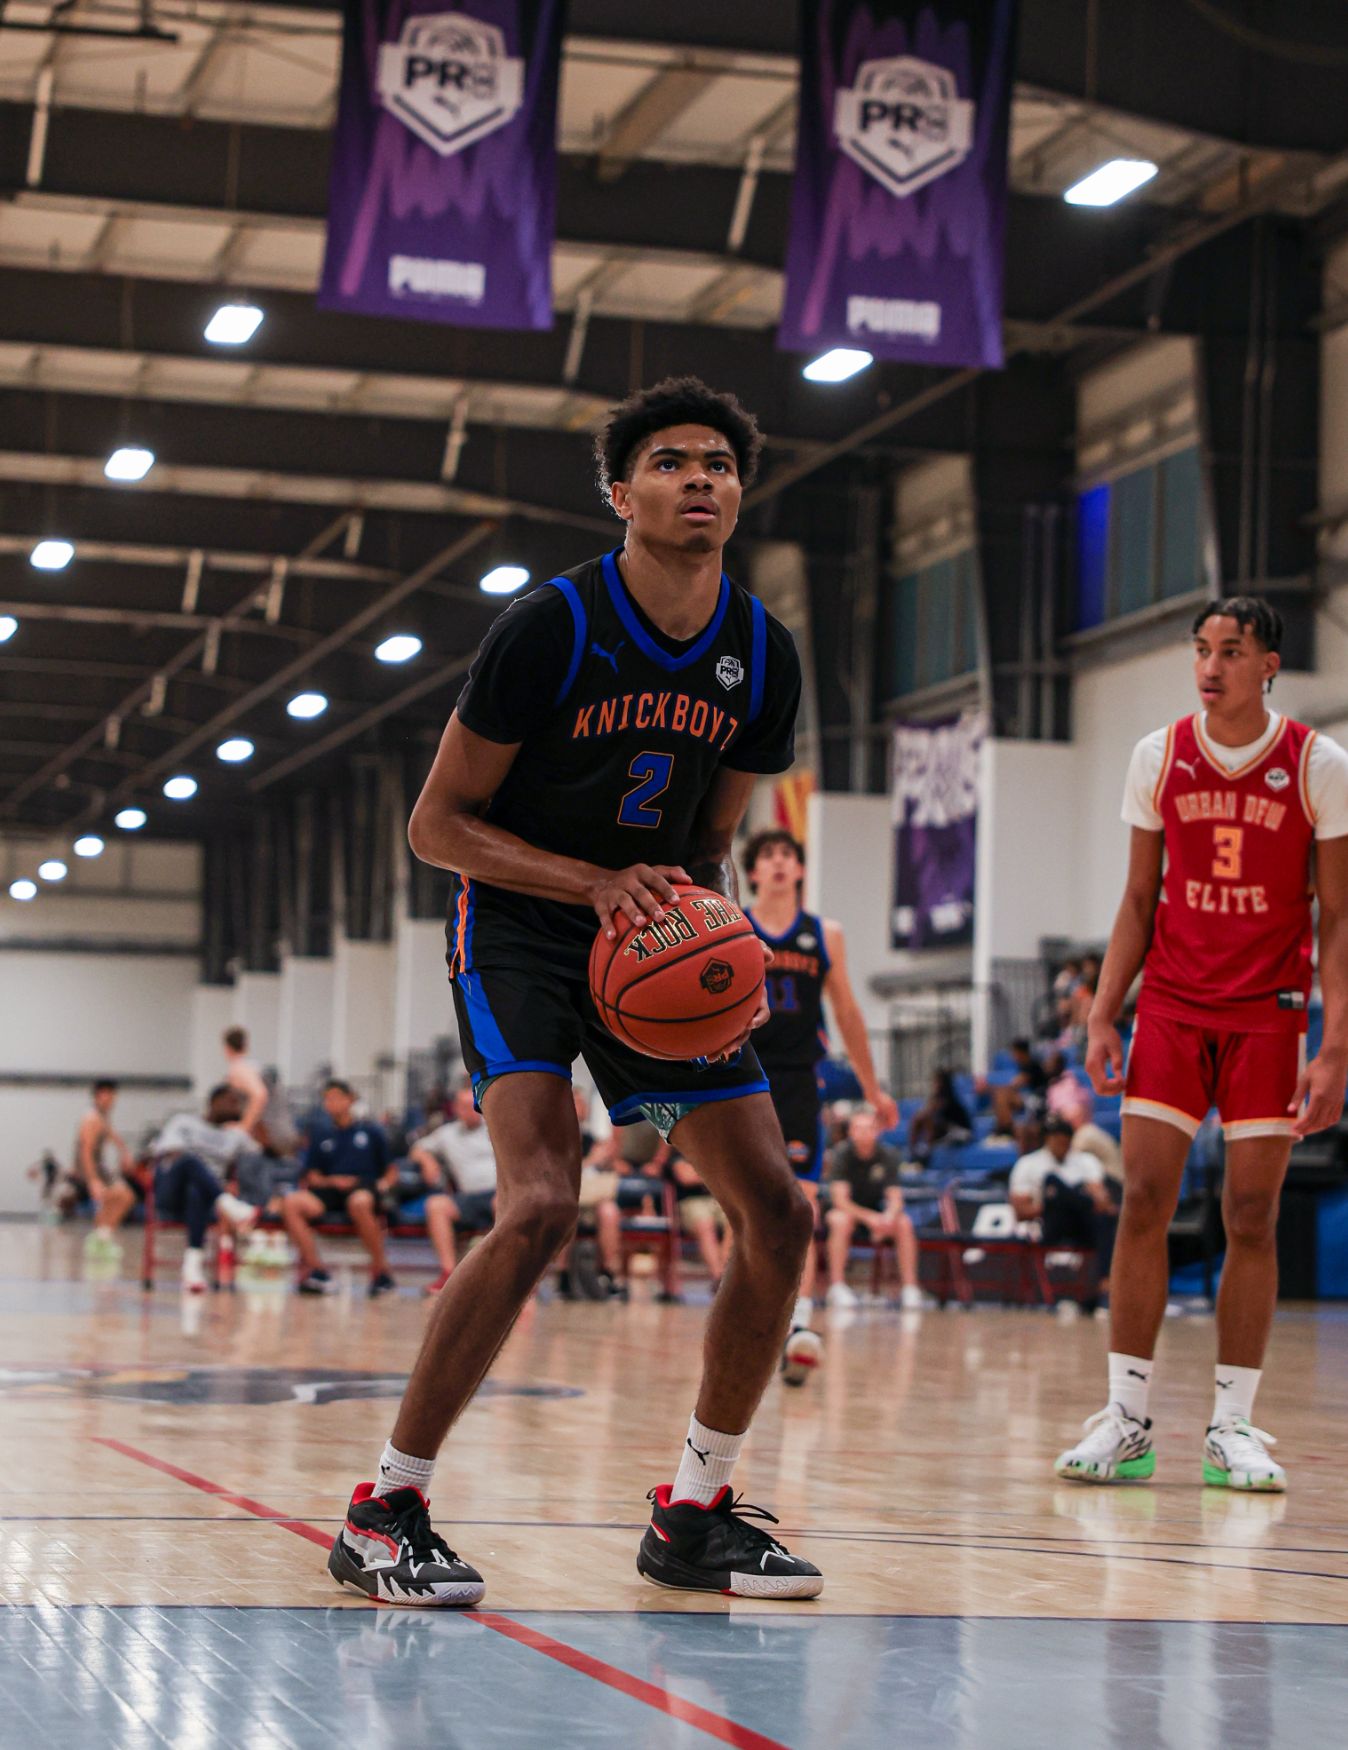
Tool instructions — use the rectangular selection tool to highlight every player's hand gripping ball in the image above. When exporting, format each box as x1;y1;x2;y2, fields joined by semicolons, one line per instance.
589;884;766;1061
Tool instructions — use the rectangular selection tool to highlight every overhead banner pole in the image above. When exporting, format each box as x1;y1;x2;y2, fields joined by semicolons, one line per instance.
780;0;1018;371
319;0;565;330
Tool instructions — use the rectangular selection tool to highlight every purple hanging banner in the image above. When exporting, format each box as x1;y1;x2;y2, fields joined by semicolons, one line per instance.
319;0;563;329
780;0;1017;370
891;713;986;950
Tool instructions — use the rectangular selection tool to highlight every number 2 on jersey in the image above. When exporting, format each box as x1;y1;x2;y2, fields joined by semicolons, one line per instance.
1212;825;1244;880
618;751;674;828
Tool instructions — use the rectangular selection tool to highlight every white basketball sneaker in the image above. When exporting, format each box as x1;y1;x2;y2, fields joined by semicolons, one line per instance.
1054;1405;1155;1484
780;1327;823;1388
1203;1418;1286;1492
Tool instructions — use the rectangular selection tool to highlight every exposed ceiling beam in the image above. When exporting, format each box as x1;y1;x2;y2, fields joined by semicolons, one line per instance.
79;522;499;824
0;531;398;585
0;509;357;817
0;600;318;641
596;64;718;181
0;451;617;535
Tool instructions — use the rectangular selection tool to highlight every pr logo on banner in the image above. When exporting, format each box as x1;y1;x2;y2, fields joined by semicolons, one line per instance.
891;713;987;950
319;0;563;330
781;0;1018;370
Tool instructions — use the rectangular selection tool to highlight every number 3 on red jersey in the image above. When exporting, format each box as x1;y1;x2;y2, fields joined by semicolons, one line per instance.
1212;825;1243;880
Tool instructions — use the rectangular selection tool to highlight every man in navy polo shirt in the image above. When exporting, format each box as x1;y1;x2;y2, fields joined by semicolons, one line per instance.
282;1079;396;1297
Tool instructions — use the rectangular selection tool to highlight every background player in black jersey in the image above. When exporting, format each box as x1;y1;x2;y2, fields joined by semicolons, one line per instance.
739;832;908;1387
328;378;824;1606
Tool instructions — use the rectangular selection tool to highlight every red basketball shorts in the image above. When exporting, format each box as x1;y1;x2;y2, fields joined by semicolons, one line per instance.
1123;1011;1304;1142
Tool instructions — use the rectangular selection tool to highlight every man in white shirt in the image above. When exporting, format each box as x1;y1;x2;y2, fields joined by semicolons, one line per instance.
1009;1116;1118;1292
408;1079;498;1293
150;1085;260;1291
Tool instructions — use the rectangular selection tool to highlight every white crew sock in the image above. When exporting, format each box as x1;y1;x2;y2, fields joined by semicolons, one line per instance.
215;1192;257;1231
1212;1364;1261;1428
671;1414;745;1506
791;1295;813;1332
181;1247;206;1289
1108;1352;1154;1423
373;1440;436;1501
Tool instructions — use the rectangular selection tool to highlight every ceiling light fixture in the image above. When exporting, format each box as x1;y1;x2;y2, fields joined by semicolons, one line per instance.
286;692;328;720
375;634;423;664
162;776;198;801
114;808;147;830
216;737;255;763
8;879;37;902
1063;159;1158;207
803;348;874;384
30;539;74;572
105;446;155;482
0;616;16;643
73;834;105;857
38;859;68;881
204;303;264;346
479;565;530;596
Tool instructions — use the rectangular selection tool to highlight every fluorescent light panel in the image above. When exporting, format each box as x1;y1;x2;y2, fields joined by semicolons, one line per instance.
204;303;264;346
105;446;155;481
479;565;530;596
1063;159;1158;207
30;539;74;571
375;634;422;664
803;348;873;383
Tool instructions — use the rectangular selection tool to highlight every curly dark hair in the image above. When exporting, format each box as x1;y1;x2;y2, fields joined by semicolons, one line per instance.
594;376;764;502
1192;595;1283;653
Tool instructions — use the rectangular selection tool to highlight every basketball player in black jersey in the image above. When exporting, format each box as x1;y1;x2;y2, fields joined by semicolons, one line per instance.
328;379;823;1606
739;832;908;1387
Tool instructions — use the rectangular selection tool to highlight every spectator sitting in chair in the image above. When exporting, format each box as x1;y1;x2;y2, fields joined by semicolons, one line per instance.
150;1086;261;1292
907;1068;973;1164
563;1088;627;1301
824;1107;925;1311
666;1149;729;1292
283;1078;395;1298
407;1077;498;1296
982;1038;1049;1140
1008;1114;1118;1294
75;1078;138;1262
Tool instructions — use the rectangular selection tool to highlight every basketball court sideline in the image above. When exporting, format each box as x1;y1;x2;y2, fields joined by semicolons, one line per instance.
3;1228;1346;1748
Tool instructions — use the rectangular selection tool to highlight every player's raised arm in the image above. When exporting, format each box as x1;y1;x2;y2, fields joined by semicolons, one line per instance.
821;920;898;1130
409;711;687;933
1086;827;1164;1094
1292;833;1348;1137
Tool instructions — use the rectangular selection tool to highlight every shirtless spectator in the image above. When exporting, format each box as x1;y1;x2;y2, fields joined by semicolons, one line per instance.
76;1079;136;1260
222;1027;268;1140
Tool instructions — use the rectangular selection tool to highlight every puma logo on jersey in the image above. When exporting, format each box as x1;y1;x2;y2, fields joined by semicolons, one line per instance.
1175;758;1199;778
590;639;625;674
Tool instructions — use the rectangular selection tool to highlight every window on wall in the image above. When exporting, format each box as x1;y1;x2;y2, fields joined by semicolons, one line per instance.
1075;444;1207;631
880;548;980;701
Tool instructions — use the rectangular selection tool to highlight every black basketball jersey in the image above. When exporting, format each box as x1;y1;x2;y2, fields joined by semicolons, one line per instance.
749;908;831;1072
449;548;800;964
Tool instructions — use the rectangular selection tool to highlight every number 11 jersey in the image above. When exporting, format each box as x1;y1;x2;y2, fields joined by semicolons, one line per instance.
450;547;800;968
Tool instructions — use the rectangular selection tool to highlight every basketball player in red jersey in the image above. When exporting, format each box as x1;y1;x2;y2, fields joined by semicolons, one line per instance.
1056;598;1348;1491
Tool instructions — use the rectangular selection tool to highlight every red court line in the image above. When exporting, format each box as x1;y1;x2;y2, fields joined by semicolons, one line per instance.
92;1436;789;1750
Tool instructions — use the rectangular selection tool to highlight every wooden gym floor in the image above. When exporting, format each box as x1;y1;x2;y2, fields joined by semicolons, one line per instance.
2;1223;1346;1747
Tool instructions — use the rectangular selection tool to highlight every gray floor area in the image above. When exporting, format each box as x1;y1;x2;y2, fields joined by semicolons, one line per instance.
1;1606;1344;1749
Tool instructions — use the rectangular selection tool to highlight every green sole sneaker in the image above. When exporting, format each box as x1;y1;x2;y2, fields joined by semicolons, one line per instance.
1058;1448;1156;1484
1201;1460;1285;1492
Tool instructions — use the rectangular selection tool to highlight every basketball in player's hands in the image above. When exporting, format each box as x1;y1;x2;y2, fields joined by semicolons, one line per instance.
589;884;766;1061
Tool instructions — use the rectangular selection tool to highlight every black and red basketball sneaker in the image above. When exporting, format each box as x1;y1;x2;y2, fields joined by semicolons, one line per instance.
637;1485;823;1598
328;1484;485;1606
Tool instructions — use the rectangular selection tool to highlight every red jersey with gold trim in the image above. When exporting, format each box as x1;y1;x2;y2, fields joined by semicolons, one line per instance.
1139;713;1317;1035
